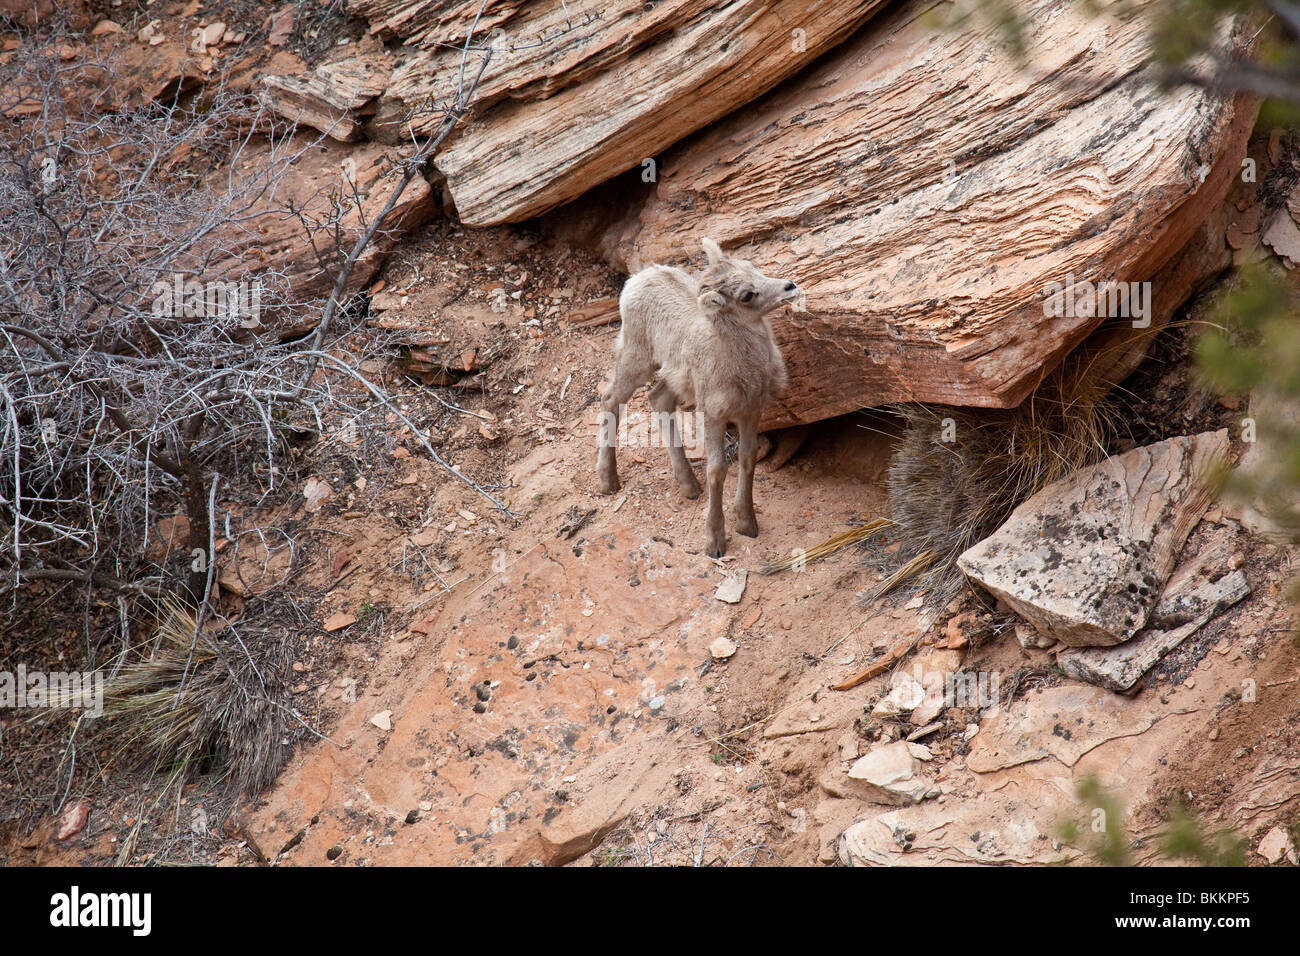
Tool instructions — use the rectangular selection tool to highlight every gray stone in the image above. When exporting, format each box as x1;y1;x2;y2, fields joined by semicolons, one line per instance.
1057;530;1250;692
958;431;1228;647
714;571;747;604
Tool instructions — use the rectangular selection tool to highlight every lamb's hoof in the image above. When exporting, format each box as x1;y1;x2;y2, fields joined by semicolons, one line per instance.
597;475;620;495
735;515;759;538
706;534;726;559
681;482;702;501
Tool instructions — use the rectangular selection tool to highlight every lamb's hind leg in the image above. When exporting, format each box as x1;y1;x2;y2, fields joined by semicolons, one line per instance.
703;415;729;558
733;412;760;537
649;380;701;500
595;350;648;494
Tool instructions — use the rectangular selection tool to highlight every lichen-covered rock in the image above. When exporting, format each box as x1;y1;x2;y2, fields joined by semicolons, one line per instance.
1057;528;1250;691
957;431;1229;647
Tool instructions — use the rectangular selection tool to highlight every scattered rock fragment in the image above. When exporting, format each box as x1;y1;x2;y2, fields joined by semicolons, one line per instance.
708;637;737;660
1015;623;1056;650
197;22;225;48
909;683;947;725
846;742;935;806
324;612;357;632
267;7;295;47
217;568;250;598
1256;826;1297;864
1261;207;1300;267
302;476;333;513
714;570;747;604
872;672;923;717
55;800;90;841
370;710;393;731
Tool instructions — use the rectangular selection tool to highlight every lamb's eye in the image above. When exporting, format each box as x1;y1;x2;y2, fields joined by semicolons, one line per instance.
739;290;757;303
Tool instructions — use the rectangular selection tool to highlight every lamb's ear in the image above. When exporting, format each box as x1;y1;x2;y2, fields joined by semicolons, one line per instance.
698;289;728;312
701;237;724;267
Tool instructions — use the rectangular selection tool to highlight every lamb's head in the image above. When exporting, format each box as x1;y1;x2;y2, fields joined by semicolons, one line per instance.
696;237;800;321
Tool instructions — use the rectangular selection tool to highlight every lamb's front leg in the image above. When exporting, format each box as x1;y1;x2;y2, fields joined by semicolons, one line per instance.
703;415;728;558
733;413;760;537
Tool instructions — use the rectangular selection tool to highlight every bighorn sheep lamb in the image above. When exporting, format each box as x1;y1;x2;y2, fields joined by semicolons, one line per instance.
596;237;799;557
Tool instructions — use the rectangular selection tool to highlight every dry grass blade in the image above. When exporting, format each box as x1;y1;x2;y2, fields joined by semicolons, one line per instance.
760;518;892;574
861;549;936;604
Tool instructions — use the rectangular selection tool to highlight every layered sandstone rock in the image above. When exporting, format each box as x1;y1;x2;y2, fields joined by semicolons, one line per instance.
600;0;1256;426
261;47;391;142
350;0;888;224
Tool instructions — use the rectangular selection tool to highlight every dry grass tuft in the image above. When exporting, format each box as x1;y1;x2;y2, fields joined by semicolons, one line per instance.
761;518;891;574
99;598;292;795
881;353;1125;605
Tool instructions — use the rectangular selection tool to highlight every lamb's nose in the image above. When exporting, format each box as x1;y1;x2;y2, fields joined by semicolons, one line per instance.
784;281;797;291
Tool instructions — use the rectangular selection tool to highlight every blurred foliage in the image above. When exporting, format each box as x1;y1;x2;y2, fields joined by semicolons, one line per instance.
1198;265;1300;552
1059;774;1135;865
1059;774;1251;865
1159;802;1250;865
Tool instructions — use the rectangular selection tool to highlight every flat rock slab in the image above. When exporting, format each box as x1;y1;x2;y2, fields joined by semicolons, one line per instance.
1058;528;1250;692
714;570;747;604
602;0;1255;425
967;685;1166;773
838;798;1076;866
958;430;1228;647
